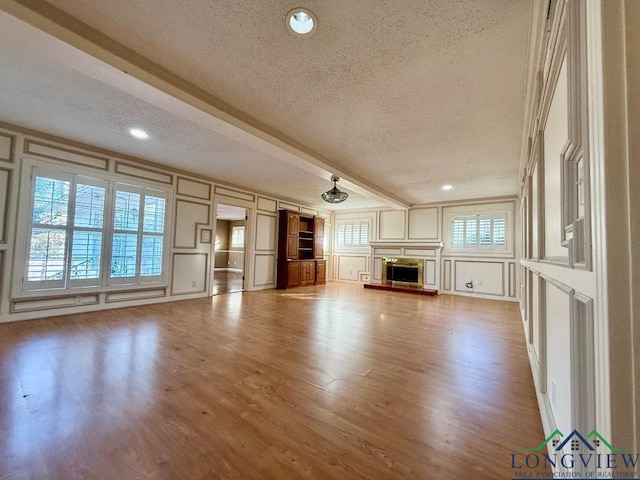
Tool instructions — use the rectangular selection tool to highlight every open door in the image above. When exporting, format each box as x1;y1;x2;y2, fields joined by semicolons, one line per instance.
213;204;246;295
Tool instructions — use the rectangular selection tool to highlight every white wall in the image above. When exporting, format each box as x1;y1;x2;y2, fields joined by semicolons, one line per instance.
518;0;638;467
331;198;519;302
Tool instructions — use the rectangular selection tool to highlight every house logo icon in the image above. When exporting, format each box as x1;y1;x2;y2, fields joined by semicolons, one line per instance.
521;429;630;453
511;428;639;479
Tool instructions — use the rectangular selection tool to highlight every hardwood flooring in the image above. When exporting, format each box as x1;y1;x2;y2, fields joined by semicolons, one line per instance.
0;284;547;479
212;269;244;295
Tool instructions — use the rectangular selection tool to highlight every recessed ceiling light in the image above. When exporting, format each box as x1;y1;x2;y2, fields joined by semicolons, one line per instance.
129;128;149;140
286;8;317;36
442;184;453;191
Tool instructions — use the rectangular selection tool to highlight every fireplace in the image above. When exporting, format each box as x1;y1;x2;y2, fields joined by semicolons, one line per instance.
382;257;424;288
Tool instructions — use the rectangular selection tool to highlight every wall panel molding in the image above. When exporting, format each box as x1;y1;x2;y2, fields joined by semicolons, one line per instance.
24;139;109;170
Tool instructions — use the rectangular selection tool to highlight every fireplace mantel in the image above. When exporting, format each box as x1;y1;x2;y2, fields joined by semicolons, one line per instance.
368;241;443;248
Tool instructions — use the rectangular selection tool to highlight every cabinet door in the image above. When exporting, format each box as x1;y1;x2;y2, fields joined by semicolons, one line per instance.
286;212;299;259
301;261;315;285
314;217;325;259
287;261;301;287
316;260;326;284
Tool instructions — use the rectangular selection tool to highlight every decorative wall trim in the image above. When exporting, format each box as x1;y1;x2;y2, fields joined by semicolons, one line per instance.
24;139;109;170
509;262;517;297
0;132;15;163
253;253;276;287
453;260;505;296
114;161;173;185
214;186;255;202
0;168;12;244
254;213;277;252
176;176;211;200
170;253;208;295
11;293;100;314
257;196;277;213
571;293;595;433
173;199;210;249
443;260;452;291
278;201;299;212
105;287;167;303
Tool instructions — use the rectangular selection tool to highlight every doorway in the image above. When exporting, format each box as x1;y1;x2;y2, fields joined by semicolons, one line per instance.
213;204;247;294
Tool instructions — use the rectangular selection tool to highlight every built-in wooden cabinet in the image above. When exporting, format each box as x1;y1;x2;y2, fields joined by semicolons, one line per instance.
277;210;326;289
316;260;327;284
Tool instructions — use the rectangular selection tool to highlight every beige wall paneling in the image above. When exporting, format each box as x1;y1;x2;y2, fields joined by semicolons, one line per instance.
0;168;10;243
214;186;254;202
408;207;438;240
378;210;406;240
529;271;547;382
257;196;277;213
453;261;505;297
424;260;437;287
171;253;208;295
543;54;569;261
531;161;540;259
176;176;211;200
372;256;383;282
24;139;109;170
561;0;592;270
255;214;276;252
508;262;517;298
337;255;368;281
443;260;452;291
174;200;210;249
11;294;100;314
106;288;167;303
571;293;595;434
114;161;173;185
253;254;275;287
300;207;317;216
278;201;299;212
542;276;573;437
0;132;15;163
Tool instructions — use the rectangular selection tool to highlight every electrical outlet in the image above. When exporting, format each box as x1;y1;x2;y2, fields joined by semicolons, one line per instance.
191;280;197;287
478;280;483;286
551;379;557;408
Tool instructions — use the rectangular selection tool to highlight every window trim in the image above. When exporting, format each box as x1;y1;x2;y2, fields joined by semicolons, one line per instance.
335;219;371;249
443;203;514;258
17;159;171;296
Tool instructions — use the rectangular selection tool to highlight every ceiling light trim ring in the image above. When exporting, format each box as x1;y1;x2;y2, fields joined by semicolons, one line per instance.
286;8;318;36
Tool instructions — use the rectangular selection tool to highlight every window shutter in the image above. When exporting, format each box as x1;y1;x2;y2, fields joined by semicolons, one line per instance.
493;216;506;247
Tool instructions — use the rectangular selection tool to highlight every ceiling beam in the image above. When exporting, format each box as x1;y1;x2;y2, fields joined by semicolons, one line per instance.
0;0;410;209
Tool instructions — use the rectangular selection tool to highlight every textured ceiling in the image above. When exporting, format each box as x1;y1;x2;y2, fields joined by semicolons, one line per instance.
0;0;531;207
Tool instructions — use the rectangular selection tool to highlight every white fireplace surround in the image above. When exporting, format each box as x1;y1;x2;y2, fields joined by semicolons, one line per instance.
369;241;443;291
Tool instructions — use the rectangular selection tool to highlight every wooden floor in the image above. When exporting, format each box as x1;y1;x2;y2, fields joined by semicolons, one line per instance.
212;269;244;295
0;284;547;479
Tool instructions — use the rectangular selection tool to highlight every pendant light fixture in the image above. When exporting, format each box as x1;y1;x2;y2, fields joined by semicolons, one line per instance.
321;175;348;204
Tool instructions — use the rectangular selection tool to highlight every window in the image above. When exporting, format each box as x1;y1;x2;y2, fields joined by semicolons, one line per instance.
231;226;245;248
28;173;107;289
110;184;166;284
25;168;167;291
451;214;507;251
336;220;370;248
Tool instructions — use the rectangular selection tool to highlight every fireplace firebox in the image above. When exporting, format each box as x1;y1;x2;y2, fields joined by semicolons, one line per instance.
382;258;424;287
